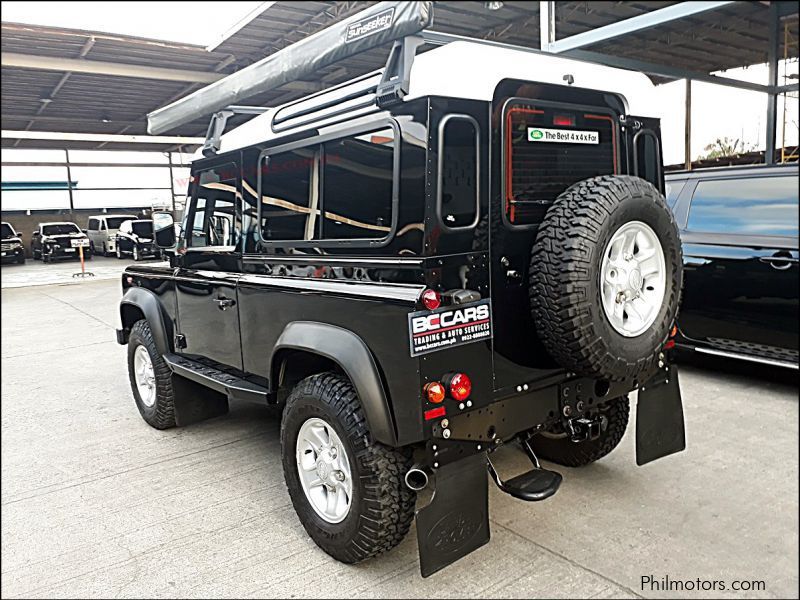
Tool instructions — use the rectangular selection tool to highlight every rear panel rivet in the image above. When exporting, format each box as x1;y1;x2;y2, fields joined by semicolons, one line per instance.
523;384;529;391
443;429;451;439
466;400;473;407
432;445;437;451
441;419;449;428
516;385;523;392
459;403;465;410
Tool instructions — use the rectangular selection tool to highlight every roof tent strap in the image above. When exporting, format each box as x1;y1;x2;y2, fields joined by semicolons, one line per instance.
147;1;434;135
376;35;425;106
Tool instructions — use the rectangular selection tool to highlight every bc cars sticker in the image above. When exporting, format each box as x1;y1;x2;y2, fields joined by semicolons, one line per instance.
408;299;492;357
528;127;599;144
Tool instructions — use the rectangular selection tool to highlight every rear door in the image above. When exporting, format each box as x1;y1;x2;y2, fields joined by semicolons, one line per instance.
175;160;243;369
677;173;799;360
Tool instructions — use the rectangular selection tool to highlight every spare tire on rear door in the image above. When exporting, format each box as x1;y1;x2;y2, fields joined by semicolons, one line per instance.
530;175;682;382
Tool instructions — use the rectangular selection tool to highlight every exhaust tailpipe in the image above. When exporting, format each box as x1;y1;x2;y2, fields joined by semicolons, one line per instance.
405;465;430;491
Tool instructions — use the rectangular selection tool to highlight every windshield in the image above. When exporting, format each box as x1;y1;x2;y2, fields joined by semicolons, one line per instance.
131;221;153;237
42;223;80;236
106;216;134;230
1;223;15;239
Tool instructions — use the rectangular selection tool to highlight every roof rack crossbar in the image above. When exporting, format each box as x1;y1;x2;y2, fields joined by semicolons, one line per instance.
376;35;425;106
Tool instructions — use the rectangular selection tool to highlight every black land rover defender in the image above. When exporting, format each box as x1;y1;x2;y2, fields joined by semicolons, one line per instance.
117;6;685;578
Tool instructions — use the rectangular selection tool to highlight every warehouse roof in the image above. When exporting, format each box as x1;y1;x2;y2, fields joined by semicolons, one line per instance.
2;1;798;151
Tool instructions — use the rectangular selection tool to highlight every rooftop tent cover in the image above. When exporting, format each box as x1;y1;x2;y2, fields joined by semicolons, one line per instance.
147;1;433;135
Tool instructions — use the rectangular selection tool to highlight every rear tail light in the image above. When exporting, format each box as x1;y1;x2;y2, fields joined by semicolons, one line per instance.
421;289;441;311
553;114;575;126
664;339;676;350
425;382;446;404
448;373;472;402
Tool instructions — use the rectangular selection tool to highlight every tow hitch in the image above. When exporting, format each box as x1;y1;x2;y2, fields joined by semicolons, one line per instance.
565;415;603;442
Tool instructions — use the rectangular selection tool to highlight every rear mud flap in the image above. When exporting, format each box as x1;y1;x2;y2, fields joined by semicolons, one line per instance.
416;453;490;577
636;365;686;465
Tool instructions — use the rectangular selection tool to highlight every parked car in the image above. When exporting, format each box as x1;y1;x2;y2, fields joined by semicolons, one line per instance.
117;29;687;578
115;219;161;261
667;164;799;369
87;214;137;256
31;222;92;263
1;222;26;264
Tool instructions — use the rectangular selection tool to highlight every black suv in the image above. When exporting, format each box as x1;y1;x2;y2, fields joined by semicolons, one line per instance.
116;22;685;577
667;164;799;369
31;222;92;263
114;219;161;261
1;222;25;264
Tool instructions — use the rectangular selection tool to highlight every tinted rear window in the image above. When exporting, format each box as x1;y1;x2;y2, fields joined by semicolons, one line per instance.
687;175;798;236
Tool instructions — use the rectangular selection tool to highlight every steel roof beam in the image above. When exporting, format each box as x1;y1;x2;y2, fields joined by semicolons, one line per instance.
1;53;224;84
1;130;203;144
545;1;735;54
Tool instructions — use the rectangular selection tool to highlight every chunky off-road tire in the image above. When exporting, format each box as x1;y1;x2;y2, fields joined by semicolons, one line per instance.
281;373;414;564
531;395;630;467
127;319;176;429
530;175;682;381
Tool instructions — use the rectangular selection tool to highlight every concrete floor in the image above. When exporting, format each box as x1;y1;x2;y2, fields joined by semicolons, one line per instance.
1;274;797;599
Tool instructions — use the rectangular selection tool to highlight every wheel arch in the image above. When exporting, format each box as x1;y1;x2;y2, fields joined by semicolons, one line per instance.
119;286;173;356
271;321;396;446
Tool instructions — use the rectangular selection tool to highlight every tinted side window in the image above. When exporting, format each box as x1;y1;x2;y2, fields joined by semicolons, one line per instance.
188;163;239;248
665;180;685;208
439;116;478;228
259;149;315;241
88;218;98;231
687;175;798;237
321;129;395;240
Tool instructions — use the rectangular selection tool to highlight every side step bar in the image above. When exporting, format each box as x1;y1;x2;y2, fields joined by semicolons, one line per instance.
163;353;269;403
487;439;562;502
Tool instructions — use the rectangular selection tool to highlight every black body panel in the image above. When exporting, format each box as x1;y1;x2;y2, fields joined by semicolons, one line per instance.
668;165;799;366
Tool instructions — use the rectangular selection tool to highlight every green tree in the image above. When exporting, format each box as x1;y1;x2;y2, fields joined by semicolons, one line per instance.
700;136;755;159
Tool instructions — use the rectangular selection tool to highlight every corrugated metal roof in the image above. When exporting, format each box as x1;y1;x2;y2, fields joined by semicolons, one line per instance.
2;1;798;151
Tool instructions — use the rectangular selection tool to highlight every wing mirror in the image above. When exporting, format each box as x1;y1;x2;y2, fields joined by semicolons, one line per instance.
153;212;176;248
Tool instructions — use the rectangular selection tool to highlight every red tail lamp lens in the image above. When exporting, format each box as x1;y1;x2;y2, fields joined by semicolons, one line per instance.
422;289;441;310
449;373;472;402
664;339;676;350
553;114;575;126
425;382;446;404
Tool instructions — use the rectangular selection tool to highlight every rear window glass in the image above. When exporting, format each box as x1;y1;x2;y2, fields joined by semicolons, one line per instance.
504;102;617;226
687;175;798;237
106;216;132;230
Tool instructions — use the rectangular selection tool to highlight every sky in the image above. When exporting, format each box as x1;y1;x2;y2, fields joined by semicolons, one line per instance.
1;0;798;166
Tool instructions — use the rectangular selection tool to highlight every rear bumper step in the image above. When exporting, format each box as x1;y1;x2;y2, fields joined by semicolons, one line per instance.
487;439;562;502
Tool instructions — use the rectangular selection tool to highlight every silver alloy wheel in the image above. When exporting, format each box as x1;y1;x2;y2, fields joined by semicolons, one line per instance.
296;417;353;524
133;345;157;407
600;220;666;337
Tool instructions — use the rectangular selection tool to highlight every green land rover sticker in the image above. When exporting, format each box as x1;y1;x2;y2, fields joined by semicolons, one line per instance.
527;127;599;144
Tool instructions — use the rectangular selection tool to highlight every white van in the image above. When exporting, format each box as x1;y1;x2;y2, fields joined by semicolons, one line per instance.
86;214;137;256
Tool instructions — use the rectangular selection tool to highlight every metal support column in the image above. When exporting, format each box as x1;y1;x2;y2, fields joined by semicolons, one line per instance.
765;2;779;165
166;151;176;212
540;1;555;51
64;148;75;221
684;79;692;171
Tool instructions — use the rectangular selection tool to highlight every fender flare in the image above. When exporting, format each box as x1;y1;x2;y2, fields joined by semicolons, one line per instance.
119;286;173;356
272;321;396;445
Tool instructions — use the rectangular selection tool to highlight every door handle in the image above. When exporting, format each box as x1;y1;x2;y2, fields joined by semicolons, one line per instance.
213;297;236;310
759;255;797;271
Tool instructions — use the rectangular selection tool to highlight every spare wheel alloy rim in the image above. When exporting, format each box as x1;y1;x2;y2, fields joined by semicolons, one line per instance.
296;417;353;524
600;220;666;337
